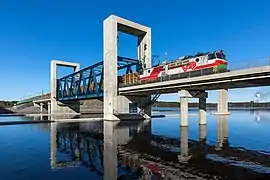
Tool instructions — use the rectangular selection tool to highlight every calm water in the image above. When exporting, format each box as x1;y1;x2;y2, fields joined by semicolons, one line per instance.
0;109;270;180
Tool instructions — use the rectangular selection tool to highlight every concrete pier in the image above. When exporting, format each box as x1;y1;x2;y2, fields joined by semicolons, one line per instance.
50;60;80;115
103;15;151;120
199;97;207;125
48;102;51;114
217;89;230;115
179;90;190;126
180;96;188;126
40;103;44;114
179;90;208;126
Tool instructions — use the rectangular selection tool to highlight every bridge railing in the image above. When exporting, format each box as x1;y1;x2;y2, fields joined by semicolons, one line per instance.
16;93;51;105
119;56;270;88
56;56;139;100
227;56;270;71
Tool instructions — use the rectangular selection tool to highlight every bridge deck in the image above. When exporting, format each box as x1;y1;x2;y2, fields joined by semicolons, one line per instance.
119;65;270;95
33;98;51;103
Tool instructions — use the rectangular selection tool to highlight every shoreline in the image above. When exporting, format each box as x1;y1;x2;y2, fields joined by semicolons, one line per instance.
0;106;269;115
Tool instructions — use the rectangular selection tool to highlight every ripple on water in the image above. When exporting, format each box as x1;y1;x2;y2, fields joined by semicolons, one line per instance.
206;154;270;174
0;110;270;179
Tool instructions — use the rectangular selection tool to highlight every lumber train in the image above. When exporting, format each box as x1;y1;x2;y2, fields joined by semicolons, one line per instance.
64;50;227;96
122;50;228;85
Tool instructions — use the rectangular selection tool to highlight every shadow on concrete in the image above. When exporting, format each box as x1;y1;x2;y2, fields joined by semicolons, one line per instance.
0;106;15;114
58;100;81;113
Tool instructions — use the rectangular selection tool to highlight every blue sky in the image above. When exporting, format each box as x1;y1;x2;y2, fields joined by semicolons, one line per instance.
0;0;270;102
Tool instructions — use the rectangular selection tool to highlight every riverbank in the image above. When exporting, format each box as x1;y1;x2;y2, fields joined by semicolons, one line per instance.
1;100;270;115
154;101;270;109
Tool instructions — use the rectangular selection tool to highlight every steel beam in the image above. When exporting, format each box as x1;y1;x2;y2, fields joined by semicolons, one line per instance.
56;55;139;101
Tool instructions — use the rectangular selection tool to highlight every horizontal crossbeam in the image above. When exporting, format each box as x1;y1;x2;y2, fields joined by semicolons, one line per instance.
56;56;139;101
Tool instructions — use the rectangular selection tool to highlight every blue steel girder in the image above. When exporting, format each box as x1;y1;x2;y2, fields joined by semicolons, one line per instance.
57;56;138;100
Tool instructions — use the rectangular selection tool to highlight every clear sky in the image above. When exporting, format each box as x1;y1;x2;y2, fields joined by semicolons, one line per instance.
0;0;270;102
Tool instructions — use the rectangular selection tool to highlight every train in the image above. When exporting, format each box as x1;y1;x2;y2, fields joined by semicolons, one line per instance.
122;50;228;85
61;50;228;96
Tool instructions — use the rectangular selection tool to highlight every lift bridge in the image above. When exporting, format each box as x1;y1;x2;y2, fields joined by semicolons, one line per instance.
56;56;160;105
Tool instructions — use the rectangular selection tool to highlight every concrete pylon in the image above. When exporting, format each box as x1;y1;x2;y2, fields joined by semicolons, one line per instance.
179;90;191;126
40;103;44;114
48;102;51;114
103;15;151;120
217;89;230;115
199;97;207;125
180;97;188;126
50;60;80;115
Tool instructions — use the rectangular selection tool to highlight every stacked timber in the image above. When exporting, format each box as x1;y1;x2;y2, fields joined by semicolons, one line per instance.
122;73;140;85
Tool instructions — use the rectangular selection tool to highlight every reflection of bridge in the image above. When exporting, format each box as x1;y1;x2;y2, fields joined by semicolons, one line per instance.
49;118;270;180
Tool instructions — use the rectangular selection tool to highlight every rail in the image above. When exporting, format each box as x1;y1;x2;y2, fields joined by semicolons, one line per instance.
119;57;270;88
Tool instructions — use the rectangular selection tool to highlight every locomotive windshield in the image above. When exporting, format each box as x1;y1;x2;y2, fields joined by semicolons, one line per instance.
216;51;226;59
208;53;216;60
207;51;226;60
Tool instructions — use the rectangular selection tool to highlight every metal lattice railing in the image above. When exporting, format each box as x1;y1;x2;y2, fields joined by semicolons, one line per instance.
119;56;270;88
227;56;270;71
16;92;51;105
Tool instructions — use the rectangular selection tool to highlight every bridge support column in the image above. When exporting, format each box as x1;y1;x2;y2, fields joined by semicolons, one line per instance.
217;89;230;115
48;102;51;114
179;90;189;127
103;15;151;120
40;103;44;113
199;97;207;125
50;60;80;115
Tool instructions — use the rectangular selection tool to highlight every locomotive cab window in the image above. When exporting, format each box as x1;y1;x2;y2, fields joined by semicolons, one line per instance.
216;52;226;60
208;53;216;60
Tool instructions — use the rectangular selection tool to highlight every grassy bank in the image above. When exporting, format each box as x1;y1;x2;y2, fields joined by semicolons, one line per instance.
0;101;17;108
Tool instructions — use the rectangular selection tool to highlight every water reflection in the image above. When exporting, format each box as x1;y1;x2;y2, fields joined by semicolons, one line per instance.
49;117;270;180
251;110;270;124
216;115;229;150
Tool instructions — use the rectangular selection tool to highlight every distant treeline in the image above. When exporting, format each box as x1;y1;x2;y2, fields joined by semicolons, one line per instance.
1;99;269;109
0;101;18;108
154;101;270;108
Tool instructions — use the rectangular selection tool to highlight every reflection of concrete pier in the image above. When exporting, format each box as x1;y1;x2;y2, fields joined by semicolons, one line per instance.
50;123;57;168
48;117;270;180
178;126;190;163
216;115;229;150
199;124;206;143
103;121;118;180
49;119;150;179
